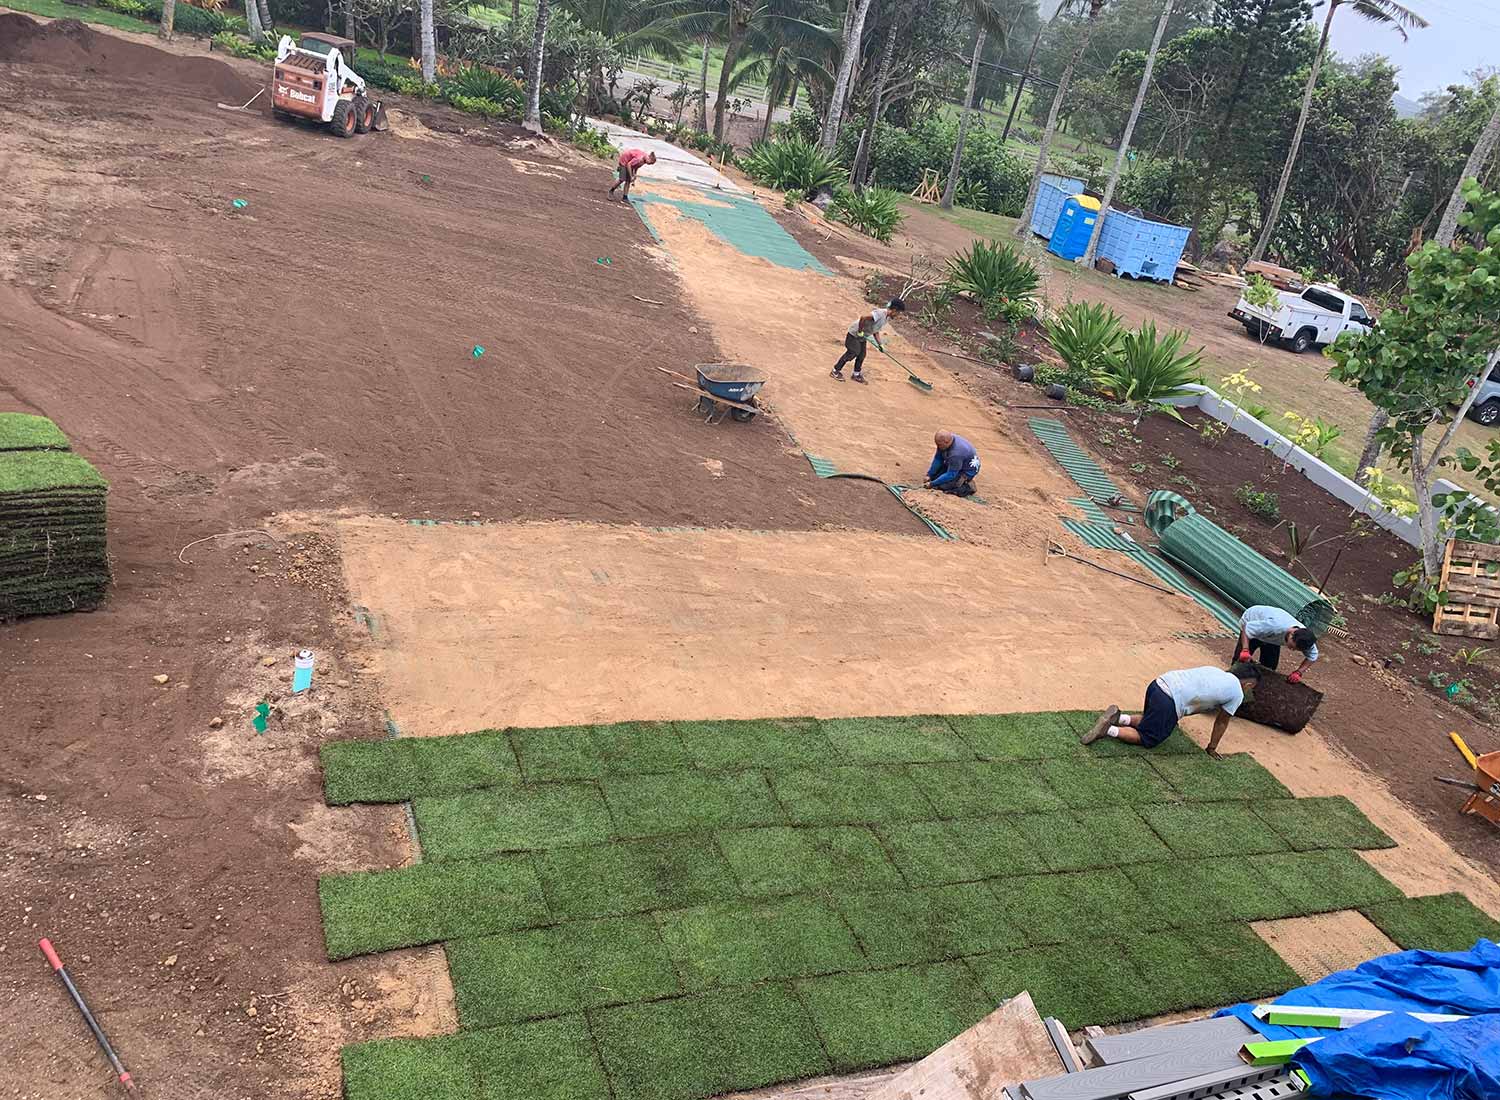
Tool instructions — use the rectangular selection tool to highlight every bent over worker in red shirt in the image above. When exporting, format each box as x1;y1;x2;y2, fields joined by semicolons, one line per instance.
609;148;657;203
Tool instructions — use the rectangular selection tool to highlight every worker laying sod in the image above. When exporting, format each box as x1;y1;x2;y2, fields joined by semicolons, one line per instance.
1085;663;1262;756
317;710;1429;1100
1234;604;1320;684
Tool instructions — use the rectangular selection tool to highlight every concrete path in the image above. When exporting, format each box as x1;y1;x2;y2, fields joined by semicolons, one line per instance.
589;119;742;192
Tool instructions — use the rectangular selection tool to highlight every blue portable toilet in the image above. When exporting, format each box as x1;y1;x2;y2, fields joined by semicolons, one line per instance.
1048;195;1101;261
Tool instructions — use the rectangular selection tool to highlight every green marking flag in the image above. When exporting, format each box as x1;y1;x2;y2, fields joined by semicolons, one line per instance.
252;701;270;734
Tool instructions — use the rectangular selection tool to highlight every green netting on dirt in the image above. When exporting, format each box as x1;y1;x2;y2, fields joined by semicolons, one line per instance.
319;710;1433;1100
0;413;70;452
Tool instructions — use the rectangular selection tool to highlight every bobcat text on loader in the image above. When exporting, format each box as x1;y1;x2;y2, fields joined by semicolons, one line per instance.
272;32;389;138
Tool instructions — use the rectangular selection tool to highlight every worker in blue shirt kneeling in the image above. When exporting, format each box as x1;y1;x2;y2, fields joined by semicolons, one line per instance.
925;430;980;496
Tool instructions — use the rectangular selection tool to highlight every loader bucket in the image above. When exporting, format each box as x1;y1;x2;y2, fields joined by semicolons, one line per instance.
372;102;390;132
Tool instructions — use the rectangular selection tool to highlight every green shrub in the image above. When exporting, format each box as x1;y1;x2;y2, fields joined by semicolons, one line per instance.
1095;323;1204;419
830;187;905;243
211;30;275;60
140;0;228;34
740;137;845;199
387;74;434;97
956;179;988;210
352;55;414;91
944;239;1039;310
99;0;149;14
447;65;523;108
447;93;515;119
1046;301;1126;382
1244;274;1280;310
1235;484;1282;522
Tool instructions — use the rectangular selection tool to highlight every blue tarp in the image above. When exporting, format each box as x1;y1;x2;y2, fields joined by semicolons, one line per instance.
1217;940;1500;1099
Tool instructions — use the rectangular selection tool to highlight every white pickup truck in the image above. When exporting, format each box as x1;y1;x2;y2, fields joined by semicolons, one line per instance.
1228;284;1373;354
1468;376;1500;427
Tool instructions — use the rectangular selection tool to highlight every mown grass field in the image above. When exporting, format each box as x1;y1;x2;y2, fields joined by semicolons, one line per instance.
308;710;1466;1100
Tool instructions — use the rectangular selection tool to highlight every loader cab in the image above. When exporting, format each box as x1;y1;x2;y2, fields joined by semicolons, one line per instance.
297;32;356;67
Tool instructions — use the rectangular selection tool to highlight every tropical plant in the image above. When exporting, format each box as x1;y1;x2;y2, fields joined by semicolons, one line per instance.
1243;274;1279;311
449;65;523;104
956;179;989;210
1280;411;1344;459
1235;483;1282;522
1045;300;1126;380
1095;323;1204;423
944;239;1040;309
1250;0;1428;263
739;136;845;197
830;187;905;243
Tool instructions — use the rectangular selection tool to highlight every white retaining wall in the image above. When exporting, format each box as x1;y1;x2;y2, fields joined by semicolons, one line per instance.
1157;384;1494;549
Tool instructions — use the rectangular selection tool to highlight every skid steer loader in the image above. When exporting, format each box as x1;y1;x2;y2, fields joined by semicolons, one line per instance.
271;32;389;138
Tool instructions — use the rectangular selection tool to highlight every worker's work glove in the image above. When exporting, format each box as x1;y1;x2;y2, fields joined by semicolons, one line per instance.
1238;650;1252;662
1288;671;1302;685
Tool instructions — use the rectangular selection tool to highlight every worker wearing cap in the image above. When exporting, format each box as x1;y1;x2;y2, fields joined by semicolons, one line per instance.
609;148;657;202
1234;605;1319;684
1083;663;1262;757
924;431;980;496
831;298;905;383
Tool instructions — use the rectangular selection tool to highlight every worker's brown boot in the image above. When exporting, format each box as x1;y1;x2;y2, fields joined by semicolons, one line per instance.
1081;706;1120;745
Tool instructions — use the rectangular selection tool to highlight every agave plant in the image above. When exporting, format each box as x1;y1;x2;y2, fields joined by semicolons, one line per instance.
739;137;845;199
944;239;1040;310
831;188;906;244
1045;300;1126;384
1096;323;1205;424
448;65;523;108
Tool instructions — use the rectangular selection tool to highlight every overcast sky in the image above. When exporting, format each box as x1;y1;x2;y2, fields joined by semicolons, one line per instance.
1325;0;1495;97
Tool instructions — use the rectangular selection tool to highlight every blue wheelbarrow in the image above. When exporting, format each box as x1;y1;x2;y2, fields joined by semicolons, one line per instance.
658;363;767;423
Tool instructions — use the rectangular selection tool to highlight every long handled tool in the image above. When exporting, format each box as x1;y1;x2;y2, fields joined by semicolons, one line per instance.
1045;538;1178;597
877;346;933;392
39;939;138;1094
217;88;265;113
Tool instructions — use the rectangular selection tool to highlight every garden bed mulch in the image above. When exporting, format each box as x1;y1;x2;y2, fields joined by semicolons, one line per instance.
878;280;1500;870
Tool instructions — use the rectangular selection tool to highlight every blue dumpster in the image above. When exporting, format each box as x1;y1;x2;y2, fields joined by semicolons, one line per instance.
1048;196;1101;261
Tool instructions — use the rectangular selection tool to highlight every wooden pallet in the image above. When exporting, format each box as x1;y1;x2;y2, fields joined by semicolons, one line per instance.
1434;538;1500;639
911;168;943;205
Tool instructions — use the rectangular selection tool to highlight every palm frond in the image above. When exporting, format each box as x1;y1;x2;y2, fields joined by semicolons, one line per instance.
1346;0;1429;40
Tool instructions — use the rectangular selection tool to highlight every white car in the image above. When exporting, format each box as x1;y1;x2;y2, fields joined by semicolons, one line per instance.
1468;376;1500;428
1229;284;1373;354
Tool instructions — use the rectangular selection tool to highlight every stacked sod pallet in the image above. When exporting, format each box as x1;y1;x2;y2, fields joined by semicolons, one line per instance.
0;414;109;620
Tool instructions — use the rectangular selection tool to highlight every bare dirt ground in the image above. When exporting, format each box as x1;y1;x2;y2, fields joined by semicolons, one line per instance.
0;16;907;1098
4;15;1499;1100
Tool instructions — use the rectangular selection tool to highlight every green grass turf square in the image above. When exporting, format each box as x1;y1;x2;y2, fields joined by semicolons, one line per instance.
322;730;519;805
603;771;783;837
1057;710;1202;757
1125;857;1301;924
877;821;983;886
536;837;737;920
1039;758;1178;808
1123;924;1301;1016
1362;892;1500;953
446;915;680;1027
1248;850;1403;913
716;826;902;897
511;722;690;781
967;941;1145;1027
770;766;936;824
837;883;1021;965
319;857;549;960
1252;796;1395;851
907;762;1064;818
342;1015;607;1100
819;715;973;764
412;784;612;860
991;869;1158;946
953;815;1050;879
1010;808;1172;872
1140;801;1291;859
0;450;106;493
672;718;837;770
797;962;994;1072
657;896;864;990
1149;754;1292;802
591;984;829;1100
0;412;69;452
946;712;1084;761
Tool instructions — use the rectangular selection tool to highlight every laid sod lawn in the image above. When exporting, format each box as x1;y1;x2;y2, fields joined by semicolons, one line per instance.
1361;892;1500;953
321;710;1434;1100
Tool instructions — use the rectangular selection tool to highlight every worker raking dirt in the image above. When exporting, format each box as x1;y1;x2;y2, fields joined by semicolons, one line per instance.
831;297;905;383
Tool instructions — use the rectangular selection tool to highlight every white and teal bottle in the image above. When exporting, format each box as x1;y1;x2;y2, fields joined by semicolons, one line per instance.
292;649;314;693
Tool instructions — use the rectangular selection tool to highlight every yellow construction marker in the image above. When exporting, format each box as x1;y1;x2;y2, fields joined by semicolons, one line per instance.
1450;731;1479;769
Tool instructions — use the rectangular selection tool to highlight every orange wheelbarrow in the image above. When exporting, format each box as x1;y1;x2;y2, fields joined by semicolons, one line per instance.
1437;749;1500;828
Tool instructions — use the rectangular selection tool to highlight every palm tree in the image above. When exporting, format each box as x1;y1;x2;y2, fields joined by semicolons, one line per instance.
819;0;875;153
420;0;437;83
733;31;830;142
1248;0;1428;264
940;2;1018;210
1014;0;1108;238
852;19;897;185
159;0;174;39
243;0;265;42
524;0;553;133
1080;0;1174;266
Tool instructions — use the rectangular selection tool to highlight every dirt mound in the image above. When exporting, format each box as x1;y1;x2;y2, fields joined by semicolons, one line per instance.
0;14;263;104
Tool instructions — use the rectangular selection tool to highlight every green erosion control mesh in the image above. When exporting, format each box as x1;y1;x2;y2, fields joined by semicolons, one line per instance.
317;712;1423;1100
632;191;831;274
801;453;955;540
0;424;108;620
1146;490;1335;635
